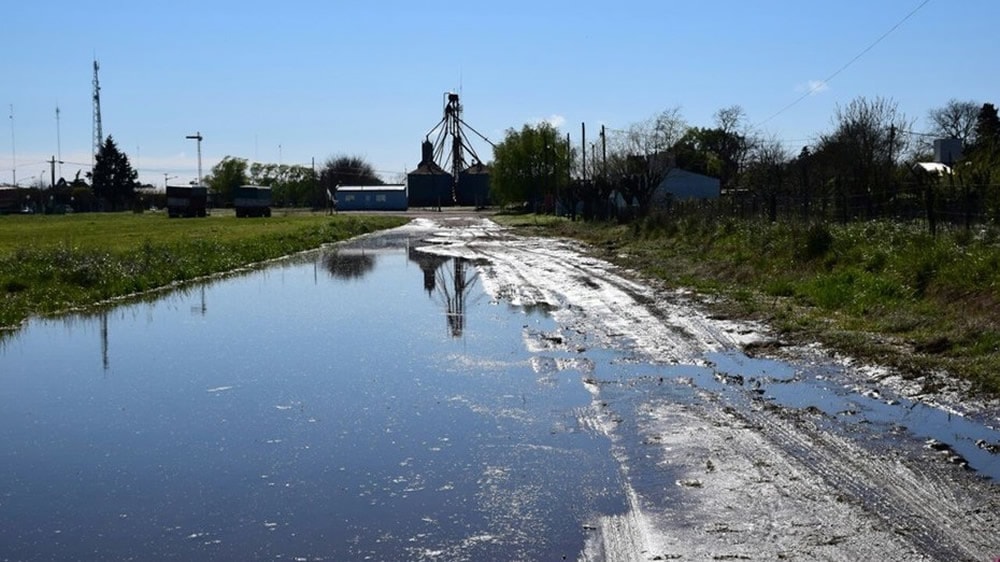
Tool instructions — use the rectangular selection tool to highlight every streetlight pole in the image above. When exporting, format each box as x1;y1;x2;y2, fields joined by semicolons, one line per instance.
186;132;203;186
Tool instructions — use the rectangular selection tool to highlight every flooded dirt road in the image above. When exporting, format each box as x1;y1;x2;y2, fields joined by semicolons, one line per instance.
413;215;1000;561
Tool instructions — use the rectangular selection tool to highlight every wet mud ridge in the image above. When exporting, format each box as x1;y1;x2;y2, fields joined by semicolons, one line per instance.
406;217;1000;561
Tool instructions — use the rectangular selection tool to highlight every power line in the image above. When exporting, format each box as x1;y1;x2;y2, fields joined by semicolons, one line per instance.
757;0;933;128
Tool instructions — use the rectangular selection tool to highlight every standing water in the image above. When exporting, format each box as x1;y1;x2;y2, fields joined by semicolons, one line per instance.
0;230;624;560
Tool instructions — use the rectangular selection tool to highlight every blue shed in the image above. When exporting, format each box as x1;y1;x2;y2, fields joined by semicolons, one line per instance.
336;184;408;211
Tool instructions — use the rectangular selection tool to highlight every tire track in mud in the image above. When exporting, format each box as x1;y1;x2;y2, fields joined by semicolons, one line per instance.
411;218;1000;560
734;400;1000;560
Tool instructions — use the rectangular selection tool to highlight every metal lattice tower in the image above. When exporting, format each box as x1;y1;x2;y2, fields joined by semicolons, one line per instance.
424;93;495;203
92;59;103;168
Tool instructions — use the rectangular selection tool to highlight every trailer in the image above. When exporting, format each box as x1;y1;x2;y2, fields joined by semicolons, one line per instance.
166;185;207;218
234;185;272;217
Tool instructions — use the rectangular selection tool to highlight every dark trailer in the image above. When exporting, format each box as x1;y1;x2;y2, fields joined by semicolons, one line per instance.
166;185;207;218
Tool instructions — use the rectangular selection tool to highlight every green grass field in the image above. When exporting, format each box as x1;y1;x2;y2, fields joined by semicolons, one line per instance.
0;210;408;330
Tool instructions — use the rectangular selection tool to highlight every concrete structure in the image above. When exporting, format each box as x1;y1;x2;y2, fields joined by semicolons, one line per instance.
336;184;408;211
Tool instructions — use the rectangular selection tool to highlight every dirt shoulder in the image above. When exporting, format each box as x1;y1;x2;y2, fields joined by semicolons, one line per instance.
410;216;1000;561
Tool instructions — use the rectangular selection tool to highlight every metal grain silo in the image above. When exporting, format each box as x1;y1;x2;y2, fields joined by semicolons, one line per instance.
407;140;453;208
457;162;490;208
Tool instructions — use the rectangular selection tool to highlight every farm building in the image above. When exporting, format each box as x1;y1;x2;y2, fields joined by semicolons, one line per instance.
651;168;721;204
407;141;453;208
457;162;491;208
336;184;408;211
0;187;21;214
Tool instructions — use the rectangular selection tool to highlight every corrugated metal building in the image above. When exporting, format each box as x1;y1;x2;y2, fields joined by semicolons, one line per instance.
407;140;453;208
652;168;721;203
457;162;491;208
337;184;408;211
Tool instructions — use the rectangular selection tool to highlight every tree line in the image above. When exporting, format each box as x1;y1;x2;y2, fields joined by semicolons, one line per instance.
490;97;1000;231
202;155;385;209
10;140;389;214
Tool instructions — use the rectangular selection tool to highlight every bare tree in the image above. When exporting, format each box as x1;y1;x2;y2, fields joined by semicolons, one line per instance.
815;96;911;219
606;107;688;216
744;135;789;222
927;99;980;147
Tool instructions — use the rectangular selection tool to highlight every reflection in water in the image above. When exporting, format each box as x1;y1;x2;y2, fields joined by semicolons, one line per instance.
101;310;109;371
191;285;207;316
324;248;377;280
408;246;450;295
435;258;481;338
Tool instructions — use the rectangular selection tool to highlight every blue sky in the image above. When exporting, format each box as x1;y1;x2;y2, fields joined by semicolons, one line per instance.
2;0;997;187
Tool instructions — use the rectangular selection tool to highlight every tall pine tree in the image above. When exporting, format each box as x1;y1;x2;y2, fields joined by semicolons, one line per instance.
92;136;138;211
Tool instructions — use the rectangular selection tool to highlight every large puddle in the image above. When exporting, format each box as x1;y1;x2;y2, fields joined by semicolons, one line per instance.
0;231;624;561
3;222;1000;559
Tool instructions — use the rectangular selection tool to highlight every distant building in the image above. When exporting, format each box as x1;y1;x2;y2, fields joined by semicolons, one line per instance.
934;138;963;166
457;162;491;208
336;184;408;211
913;162;952;175
0;187;20;214
407;140;454;208
651;168;721;204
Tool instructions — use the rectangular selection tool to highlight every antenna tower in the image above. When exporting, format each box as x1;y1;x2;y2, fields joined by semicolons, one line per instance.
92;60;103;168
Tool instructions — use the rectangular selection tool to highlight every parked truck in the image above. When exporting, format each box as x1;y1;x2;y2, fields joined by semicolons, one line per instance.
234;185;272;217
166;185;207;218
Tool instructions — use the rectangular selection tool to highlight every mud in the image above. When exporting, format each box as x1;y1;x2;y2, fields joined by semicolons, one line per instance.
408;216;1000;561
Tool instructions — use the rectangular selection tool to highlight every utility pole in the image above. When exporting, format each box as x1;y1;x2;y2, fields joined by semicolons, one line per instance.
566;132;571;182
601;125;607;179
581;122;586;182
8;104;14;187
48;156;63;188
186;132;203;186
92;60;103;173
55;106;62;180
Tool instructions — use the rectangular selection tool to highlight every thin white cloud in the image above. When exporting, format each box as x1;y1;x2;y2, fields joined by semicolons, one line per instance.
795;80;830;95
531;114;567;129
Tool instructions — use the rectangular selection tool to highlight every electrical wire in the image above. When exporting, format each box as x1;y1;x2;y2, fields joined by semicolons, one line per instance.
757;0;933;128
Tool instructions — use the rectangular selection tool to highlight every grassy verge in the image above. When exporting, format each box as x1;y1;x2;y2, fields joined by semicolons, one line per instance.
0;211;408;329
496;212;1000;397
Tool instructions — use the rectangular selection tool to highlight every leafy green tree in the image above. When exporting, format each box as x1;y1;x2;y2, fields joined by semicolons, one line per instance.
91;136;138;211
250;163;317;207
490;122;572;208
971;103;1000;150
204;156;249;206
961;103;1000;220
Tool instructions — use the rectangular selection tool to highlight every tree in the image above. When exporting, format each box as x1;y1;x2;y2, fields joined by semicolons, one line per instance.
814;96;911;219
319;155;383;201
490;122;572;208
927;99;979;147
250;163;317;207
204;156;249;206
971;103;1000;150
605;107;688;216
91;136;138;211
960;103;1000;221
743;136;789;222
